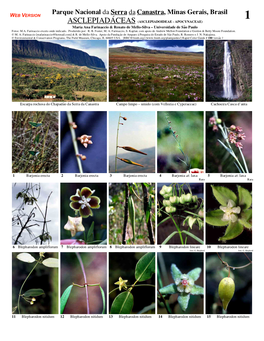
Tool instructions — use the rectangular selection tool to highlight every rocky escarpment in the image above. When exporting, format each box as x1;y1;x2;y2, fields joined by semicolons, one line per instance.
12;40;105;70
206;40;252;101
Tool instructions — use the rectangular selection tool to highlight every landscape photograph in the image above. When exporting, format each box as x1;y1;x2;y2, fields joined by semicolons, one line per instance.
108;111;155;173
206;40;252;101
12;40;107;102
109;40;204;102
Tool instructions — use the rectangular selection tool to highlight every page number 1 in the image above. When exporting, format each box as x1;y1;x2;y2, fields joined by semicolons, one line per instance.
246;10;250;19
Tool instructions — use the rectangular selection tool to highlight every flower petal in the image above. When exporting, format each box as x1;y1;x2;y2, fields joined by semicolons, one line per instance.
70;195;81;202
81;187;93;198
178;293;190;311
80;205;92;218
89;196;100;208
70;202;81;211
171;264;182;282
190;285;204;295
187;267;201;282
211;185;237;206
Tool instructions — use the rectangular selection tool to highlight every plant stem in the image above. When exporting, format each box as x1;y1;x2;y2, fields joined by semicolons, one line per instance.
17;259;40;314
115;112;122;173
67;112;83;173
122;183;129;244
75;252;89;314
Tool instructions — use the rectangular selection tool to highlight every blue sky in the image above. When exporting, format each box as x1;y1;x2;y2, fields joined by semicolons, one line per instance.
109;40;204;53
45;40;108;67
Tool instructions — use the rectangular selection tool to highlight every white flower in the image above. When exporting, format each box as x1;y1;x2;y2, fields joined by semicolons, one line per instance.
220;200;241;222
175;274;194;293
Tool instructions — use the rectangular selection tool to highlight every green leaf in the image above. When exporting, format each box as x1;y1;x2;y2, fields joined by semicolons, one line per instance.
181;231;204;244
86;221;94;242
219;221;244;241
178;293;190;311
60;285;73;314
99;286;106;314
135;252;155;282
161;231;178;244
110;291;134;314
239;209;252;229
29;121;42;128
34;133;40;144
237;186;252;210
187;267;201;282
23;288;45;298
42;258;59;268
190;285;204;295
171;264;182;282
17;253;36;263
206;209;229;226
159;283;177;295
211;185;237;206
128;196;135;243
29;151;39;156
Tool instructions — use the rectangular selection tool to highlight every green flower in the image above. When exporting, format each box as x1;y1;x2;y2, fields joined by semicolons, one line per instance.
158;264;204;311
159;185;173;199
70;187;100;218
206;185;252;242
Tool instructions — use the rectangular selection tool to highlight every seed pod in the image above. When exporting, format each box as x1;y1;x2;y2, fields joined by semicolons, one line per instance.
128;196;135;243
218;277;235;311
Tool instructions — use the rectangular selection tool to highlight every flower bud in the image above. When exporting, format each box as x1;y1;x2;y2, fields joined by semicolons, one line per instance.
170;196;180;205
163;200;171;207
165;206;176;213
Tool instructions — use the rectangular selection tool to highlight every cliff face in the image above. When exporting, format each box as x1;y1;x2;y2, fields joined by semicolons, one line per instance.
12;40;105;70
206;40;252;101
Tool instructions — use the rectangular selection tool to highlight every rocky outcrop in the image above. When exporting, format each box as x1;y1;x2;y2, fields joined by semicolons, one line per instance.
12;40;105;70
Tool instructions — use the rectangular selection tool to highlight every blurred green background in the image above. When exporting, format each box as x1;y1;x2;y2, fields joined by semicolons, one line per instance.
157;111;204;173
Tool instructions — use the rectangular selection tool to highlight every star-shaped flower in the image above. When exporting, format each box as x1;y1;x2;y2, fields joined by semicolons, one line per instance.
220;200;241;222
206;185;252;242
70;187;100;218
64;216;85;237
158;264;204;312
114;277;128;291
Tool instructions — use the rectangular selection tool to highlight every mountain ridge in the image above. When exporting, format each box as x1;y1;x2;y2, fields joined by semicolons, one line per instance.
12;40;105;70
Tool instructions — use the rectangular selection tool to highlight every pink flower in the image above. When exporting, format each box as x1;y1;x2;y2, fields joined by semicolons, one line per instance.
235;142;243;148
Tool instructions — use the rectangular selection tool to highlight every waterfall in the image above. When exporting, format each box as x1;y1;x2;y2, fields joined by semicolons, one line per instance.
223;41;234;99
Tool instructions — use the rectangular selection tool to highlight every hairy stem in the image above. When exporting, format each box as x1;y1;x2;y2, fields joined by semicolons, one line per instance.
75;252;89;314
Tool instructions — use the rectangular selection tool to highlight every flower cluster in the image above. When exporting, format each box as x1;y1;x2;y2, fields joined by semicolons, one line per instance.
227;125;246;149
208;116;221;131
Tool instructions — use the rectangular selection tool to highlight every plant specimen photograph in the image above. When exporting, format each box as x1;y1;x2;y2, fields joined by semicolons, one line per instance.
158;183;204;245
109;183;155;245
12;252;59;314
157;111;203;173
206;111;252;173
109;111;155;173
12;111;59;173
12;183;59;245
158;252;204;314
206;183;252;244
60;111;107;173
206;252;252;314
206;40;252;102
60;183;107;245
109;252;155;314
60;252;106;314
109;40;203;102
